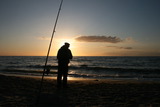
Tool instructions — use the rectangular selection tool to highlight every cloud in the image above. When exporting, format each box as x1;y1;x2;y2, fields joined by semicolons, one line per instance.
107;46;133;50
75;36;123;43
36;36;50;40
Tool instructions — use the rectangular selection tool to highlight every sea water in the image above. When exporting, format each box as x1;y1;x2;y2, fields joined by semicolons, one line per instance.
0;56;160;80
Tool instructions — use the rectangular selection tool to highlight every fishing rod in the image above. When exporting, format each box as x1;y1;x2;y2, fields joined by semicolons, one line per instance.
36;0;64;104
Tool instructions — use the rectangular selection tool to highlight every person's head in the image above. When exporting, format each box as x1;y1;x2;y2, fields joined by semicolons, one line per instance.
64;42;70;48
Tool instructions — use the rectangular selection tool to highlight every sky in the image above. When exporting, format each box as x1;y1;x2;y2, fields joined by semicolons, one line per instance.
0;0;160;56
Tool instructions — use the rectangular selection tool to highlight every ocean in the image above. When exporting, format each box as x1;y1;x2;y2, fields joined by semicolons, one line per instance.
0;56;160;81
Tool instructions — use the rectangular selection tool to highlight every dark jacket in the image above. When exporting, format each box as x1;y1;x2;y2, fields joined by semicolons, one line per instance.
57;45;72;64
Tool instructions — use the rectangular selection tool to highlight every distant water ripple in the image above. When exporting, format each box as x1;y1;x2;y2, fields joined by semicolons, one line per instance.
0;56;160;80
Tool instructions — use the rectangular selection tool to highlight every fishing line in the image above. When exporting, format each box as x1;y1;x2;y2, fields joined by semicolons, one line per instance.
36;0;64;104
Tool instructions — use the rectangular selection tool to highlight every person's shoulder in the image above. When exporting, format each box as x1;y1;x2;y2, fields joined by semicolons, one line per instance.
68;49;71;51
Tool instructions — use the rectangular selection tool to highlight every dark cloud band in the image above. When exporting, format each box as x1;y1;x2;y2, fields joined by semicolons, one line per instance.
107;46;133;50
75;36;123;43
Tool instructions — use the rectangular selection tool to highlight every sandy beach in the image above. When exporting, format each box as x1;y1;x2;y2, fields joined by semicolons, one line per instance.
0;74;160;107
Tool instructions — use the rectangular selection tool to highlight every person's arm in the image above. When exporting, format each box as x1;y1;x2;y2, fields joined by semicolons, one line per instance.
69;50;73;59
57;50;60;59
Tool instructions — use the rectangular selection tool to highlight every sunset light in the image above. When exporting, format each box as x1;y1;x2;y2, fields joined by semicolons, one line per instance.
0;0;160;56
0;1;160;106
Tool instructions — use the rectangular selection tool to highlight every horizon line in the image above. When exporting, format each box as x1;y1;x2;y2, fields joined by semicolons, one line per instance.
0;55;160;57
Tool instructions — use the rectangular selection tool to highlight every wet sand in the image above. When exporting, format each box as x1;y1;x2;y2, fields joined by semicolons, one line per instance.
0;74;160;107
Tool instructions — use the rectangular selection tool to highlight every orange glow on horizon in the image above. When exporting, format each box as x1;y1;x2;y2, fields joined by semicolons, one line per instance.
1;38;160;56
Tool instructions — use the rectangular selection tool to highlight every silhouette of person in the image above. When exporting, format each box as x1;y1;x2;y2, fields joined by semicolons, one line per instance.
57;42;73;88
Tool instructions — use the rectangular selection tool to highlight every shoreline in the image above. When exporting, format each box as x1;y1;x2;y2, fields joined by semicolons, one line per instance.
1;71;160;83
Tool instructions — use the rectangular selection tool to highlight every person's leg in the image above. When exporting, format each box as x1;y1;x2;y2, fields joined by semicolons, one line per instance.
63;65;68;88
57;64;63;88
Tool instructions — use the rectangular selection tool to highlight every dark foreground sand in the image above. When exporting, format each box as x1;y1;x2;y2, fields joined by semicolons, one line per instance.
0;74;160;107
